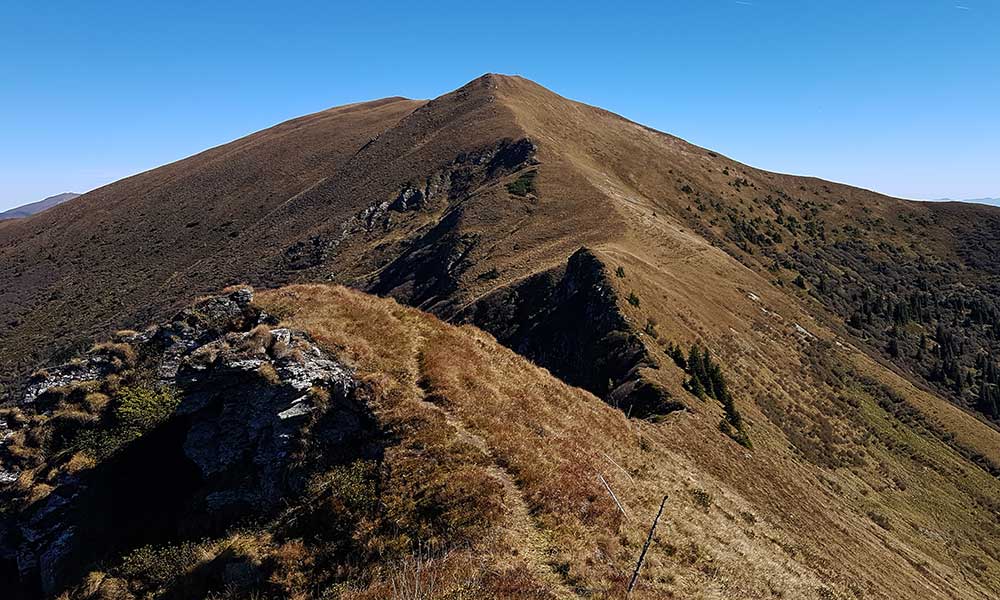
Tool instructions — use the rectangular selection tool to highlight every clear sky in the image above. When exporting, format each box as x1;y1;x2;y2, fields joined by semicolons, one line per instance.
1;0;997;211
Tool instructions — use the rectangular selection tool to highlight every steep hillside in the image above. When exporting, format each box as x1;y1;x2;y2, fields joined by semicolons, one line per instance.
0;97;423;387
3;286;998;600
2;75;1000;598
0;194;80;221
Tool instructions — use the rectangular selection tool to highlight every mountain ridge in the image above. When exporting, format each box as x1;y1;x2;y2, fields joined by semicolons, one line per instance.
2;74;1000;598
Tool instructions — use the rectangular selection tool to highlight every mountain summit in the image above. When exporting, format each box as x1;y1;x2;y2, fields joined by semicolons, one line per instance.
2;75;999;598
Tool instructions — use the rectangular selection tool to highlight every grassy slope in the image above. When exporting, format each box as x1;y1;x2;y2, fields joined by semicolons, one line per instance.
259;285;1000;599
482;76;1000;597
259;285;822;599
0;97;424;382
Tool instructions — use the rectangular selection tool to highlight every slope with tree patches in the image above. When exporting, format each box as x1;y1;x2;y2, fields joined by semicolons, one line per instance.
4;285;998;598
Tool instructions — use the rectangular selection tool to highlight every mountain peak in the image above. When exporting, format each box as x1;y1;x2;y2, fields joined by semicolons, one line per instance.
445;72;552;101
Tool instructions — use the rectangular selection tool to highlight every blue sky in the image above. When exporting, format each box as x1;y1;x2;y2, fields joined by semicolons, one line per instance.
1;0;997;211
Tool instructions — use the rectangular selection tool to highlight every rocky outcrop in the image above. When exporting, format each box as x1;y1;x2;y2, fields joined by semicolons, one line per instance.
460;248;680;417
0;288;377;598
363;138;538;312
279;137;538;282
368;207;480;311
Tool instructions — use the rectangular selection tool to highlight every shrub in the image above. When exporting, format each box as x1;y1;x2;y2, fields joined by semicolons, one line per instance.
868;511;892;531
719;418;752;448
117;541;204;588
506;170;537;197
643;319;658;338
73;386;180;460
681;344;751;447
615;266;625;278
479;267;501;280
683;375;705;399
321;460;380;515
691;488;712;510
666;343;686;369
626;292;640;307
116;386;181;431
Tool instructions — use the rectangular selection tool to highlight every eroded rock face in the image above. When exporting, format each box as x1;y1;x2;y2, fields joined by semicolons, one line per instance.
359;138;538;312
460;248;678;417
0;288;376;598
174;324;358;519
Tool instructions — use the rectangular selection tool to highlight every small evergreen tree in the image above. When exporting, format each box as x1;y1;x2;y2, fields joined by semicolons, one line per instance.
686;374;706;399
667;343;686;369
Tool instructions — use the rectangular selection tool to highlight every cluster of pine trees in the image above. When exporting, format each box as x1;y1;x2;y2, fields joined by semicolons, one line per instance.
841;282;1000;423
849;289;939;330
667;342;751;448
928;323;966;394
978;354;1000;419
736;198;1000;426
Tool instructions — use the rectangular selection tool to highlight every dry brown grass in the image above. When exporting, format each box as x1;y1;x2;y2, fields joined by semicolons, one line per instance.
91;342;138;370
83;392;111;414
58;451;97;476
257;363;280;385
256;285;787;597
267;540;313;598
240;324;275;353
255;282;1000;599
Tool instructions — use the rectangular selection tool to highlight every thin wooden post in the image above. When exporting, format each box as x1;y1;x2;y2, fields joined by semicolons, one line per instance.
598;473;628;519
601;451;635;482
627;494;668;596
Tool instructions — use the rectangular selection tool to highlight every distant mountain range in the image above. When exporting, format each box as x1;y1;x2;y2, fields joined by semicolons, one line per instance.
933;197;1000;207
0;192;80;220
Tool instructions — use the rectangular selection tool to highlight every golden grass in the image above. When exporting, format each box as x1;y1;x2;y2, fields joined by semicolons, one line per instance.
255;285;824;597
254;282;1000;599
90;342;138;370
12;276;998;599
256;362;280;385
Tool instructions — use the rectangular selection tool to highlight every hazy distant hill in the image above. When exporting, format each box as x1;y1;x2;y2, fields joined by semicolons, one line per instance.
0;192;80;220
933;196;1000;207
